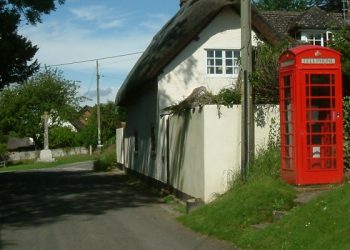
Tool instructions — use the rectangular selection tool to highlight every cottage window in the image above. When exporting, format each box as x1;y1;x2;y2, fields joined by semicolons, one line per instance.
300;31;332;47
207;49;240;76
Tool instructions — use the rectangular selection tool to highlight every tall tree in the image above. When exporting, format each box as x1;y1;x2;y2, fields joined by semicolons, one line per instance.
253;0;346;12
0;0;64;88
252;0;313;11
315;0;344;12
0;68;85;147
83;102;125;146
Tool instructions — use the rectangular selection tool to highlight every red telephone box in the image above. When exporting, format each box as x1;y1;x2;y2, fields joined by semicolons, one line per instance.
279;45;344;185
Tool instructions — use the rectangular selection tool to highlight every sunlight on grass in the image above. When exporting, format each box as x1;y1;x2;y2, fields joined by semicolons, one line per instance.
179;146;350;249
179;147;295;247
239;184;350;249
0;154;93;173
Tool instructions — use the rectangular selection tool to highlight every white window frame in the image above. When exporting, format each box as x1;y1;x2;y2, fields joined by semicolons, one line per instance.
300;30;333;47
206;49;240;77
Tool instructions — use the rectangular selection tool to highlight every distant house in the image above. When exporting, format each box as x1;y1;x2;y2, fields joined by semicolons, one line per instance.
69;105;93;131
261;6;347;46
115;0;349;201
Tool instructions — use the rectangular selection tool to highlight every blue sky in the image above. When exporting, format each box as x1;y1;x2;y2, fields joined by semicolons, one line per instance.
19;0;179;107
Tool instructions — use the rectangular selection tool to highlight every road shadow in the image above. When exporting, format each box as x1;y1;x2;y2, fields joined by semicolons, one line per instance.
0;167;162;248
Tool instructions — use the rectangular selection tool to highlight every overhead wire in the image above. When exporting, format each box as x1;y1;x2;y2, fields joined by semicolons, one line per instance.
47;51;144;67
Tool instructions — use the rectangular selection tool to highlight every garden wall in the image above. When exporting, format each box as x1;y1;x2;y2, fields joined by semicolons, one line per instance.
8;147;89;162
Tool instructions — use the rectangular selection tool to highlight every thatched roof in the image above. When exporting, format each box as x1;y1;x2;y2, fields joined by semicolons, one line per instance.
115;1;350;106
260;6;347;36
115;0;282;106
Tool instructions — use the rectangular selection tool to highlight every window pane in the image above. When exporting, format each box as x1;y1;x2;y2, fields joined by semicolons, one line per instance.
215;50;222;57
208;67;215;74
207;59;214;66
226;67;233;74
226;59;233;66
226;51;233;58
307;34;314;40
315;33;322;40
216;67;223;74
311;74;330;84
216;59;222;66
234;50;240;58
207;50;214;57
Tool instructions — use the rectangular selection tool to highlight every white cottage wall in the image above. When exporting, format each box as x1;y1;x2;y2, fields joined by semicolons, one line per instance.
158;7;241;110
166;105;279;202
168;110;205;199
116;128;124;165
123;84;166;181
203;105;241;202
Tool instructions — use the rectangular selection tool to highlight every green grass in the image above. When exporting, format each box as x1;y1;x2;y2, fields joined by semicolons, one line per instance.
0;154;93;173
239;184;350;249
179;147;295;244
179;147;350;249
93;145;117;172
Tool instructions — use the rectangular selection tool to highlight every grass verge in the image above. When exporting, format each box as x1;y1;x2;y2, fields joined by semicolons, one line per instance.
0;154;93;173
238;184;350;249
179;147;350;249
178;147;295;247
93;145;117;172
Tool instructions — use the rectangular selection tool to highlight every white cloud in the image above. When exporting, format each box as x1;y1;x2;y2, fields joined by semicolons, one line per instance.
17;3;173;106
19;19;150;73
84;87;113;98
69;5;109;21
98;19;125;29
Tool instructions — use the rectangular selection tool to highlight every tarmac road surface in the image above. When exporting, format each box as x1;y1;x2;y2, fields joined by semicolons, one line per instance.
0;161;234;250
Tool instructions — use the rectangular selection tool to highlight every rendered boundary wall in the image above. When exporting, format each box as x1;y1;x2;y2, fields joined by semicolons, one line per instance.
168;105;279;202
8;147;89;162
118;105;279;203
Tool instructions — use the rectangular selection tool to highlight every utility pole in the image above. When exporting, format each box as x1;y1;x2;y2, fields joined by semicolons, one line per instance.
96;60;102;148
342;0;348;20
241;0;254;179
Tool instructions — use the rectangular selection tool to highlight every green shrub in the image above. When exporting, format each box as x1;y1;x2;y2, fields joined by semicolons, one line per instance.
49;126;78;149
75;123;97;148
214;87;241;107
250;146;281;180
93;145;116;172
0;143;9;164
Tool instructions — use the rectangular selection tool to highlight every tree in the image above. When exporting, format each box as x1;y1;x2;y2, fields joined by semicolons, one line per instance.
250;41;289;104
252;0;313;11
253;0;345;12
0;0;65;88
315;0;344;12
78;102;126;148
327;28;350;96
0;68;85;148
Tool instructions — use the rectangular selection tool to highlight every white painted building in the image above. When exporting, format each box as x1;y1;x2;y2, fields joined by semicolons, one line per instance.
115;0;347;202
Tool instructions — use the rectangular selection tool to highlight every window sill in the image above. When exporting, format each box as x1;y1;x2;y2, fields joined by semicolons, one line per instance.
206;74;237;78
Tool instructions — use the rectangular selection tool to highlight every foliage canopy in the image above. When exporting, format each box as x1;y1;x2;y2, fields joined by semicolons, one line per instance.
0;68;84;147
253;0;345;12
0;0;65;88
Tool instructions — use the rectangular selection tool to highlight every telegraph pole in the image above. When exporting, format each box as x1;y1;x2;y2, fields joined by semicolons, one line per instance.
241;0;254;179
96;60;102;148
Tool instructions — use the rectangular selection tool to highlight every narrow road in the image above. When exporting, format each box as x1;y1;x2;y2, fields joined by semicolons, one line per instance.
0;162;233;250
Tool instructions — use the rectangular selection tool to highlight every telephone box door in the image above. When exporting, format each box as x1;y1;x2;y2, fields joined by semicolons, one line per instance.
302;71;343;183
